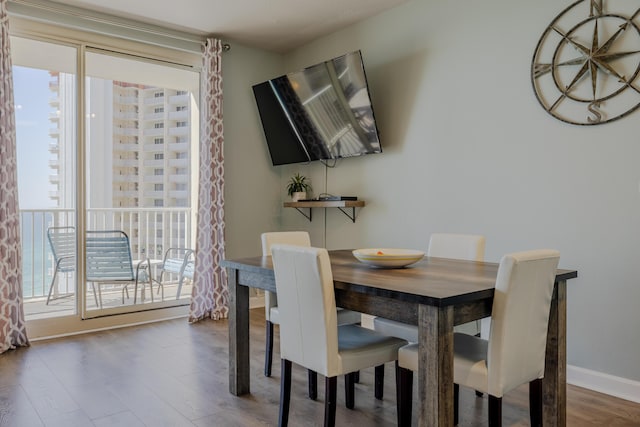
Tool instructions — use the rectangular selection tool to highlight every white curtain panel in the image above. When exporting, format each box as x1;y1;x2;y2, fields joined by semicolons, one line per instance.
189;38;228;322
0;0;29;353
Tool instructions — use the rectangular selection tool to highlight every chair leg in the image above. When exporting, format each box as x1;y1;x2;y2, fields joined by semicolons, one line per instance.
354;370;360;383
91;283;99;308
156;280;164;300
176;276;185;299
46;268;59;305
148;280;154;303
279;359;292;427
265;321;274;377
488;395;502;427
397;365;413;427
472;324;484;398
325;376;337;427
308;370;318;400
454;383;459;425
345;372;355;409
96;284;104;308
529;378;543;427
375;364;384;400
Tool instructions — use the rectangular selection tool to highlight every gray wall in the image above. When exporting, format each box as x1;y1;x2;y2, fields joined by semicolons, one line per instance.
223;0;640;384
222;44;284;260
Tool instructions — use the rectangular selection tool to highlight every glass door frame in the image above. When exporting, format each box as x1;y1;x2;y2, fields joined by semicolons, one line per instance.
81;47;199;319
9;19;200;337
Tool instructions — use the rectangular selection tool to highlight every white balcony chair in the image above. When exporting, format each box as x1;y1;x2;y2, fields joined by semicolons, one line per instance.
372;233;486;389
396;249;560;427
158;247;194;299
262;231;361;399
271;244;407;427
86;230;152;308
46;226;76;304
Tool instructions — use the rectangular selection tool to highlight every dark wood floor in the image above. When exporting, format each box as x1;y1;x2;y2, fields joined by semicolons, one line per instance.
1;309;639;426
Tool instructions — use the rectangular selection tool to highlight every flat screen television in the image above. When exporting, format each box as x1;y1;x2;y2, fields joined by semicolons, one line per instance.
252;50;382;166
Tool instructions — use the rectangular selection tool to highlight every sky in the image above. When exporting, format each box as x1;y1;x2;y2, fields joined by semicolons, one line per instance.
13;66;59;210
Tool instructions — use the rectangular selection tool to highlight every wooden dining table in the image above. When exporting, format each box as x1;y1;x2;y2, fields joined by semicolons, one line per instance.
222;249;578;426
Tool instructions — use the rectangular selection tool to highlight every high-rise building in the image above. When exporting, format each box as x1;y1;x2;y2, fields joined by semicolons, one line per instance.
48;76;193;257
48;72;76;210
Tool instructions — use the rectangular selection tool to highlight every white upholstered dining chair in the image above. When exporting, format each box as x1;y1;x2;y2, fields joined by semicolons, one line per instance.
271;244;407;427
262;232;361;398
396;249;560;427
372;233;485;388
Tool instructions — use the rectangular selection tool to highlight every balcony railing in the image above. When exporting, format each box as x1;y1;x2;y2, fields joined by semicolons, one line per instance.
168;126;189;136
169;94;189;104
144;128;164;137
20;207;193;302
168;110;189;120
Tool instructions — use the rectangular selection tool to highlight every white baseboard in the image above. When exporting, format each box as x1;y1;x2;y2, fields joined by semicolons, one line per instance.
567;364;640;404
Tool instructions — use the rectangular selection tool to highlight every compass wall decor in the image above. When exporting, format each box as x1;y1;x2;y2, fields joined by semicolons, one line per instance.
531;0;640;125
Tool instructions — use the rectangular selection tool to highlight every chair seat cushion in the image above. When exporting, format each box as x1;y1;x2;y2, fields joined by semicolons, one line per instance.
337;324;407;375
452;332;489;394
373;317;481;343
398;333;490;394
269;306;280;324
373;317;418;343
336;308;362;325
270;306;360;326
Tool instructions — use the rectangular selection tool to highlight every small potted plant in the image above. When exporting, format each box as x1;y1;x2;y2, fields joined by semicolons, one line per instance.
286;173;312;202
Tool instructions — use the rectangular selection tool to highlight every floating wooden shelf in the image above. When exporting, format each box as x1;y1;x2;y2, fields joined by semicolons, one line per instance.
283;200;365;222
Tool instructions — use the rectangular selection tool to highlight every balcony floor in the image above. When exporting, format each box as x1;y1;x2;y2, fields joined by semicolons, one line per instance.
24;281;193;320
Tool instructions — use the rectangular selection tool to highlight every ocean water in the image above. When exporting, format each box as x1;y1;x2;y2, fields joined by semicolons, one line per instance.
21;212;57;298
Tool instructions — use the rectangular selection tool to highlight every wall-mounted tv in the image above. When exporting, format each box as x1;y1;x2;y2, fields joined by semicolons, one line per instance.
252;50;382;166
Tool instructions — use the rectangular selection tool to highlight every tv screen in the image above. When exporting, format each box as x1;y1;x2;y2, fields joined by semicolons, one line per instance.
252;50;382;166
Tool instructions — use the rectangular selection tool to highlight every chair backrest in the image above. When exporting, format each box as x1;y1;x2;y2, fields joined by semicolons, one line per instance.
487;249;560;397
271;244;338;377
261;232;311;256
163;257;186;276
182;250;195;280
428;233;485;262
261;231;311;319
47;226;76;273
162;248;194;277
86;230;135;282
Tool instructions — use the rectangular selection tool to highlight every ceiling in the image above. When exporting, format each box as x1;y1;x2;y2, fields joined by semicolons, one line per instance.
47;0;409;53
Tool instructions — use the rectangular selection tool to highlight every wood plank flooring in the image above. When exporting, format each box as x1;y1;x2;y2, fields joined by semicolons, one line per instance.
1;308;638;426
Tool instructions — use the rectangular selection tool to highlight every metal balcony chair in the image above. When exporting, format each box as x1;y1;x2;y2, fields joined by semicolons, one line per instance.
46;226;76;305
86;230;152;308
158;247;194;299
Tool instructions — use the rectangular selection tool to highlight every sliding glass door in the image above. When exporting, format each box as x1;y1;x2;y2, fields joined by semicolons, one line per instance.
13;36;78;320
13;36;200;320
83;49;199;317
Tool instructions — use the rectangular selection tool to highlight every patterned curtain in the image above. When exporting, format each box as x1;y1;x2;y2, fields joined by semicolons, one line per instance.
189;38;228;322
0;0;29;353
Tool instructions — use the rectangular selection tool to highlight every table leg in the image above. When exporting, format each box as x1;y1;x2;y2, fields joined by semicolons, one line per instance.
228;268;250;396
543;281;567;427
418;304;454;426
